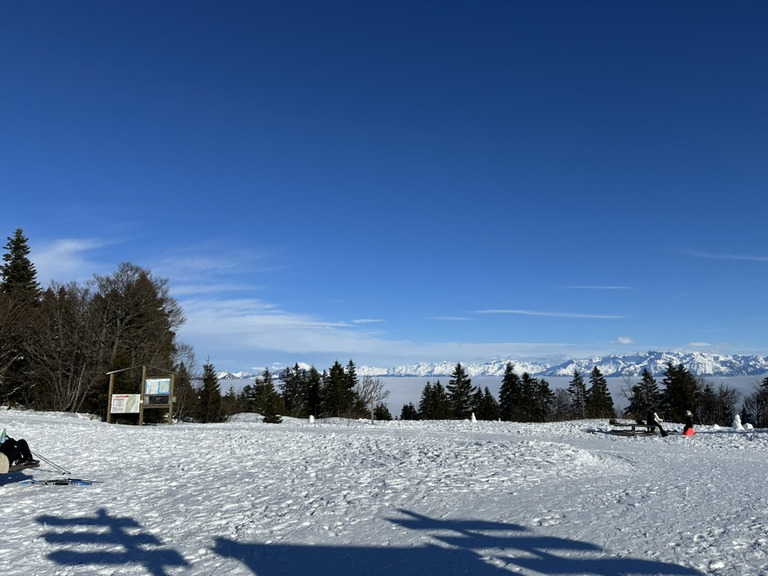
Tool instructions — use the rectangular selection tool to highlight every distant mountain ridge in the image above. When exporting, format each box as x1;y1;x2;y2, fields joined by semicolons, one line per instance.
217;351;768;381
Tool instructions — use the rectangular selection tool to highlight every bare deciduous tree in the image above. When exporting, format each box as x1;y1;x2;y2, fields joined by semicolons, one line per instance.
354;375;390;419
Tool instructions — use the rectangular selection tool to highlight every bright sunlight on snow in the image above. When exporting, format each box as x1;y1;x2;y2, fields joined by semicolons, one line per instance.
1;409;766;575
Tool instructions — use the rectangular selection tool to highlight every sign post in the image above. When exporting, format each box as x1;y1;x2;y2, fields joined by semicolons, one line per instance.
107;365;175;425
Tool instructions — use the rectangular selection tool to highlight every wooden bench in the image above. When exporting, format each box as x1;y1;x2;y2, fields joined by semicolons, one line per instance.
609;419;658;437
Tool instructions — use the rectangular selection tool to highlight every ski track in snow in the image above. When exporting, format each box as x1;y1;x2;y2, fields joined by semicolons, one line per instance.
1;410;767;575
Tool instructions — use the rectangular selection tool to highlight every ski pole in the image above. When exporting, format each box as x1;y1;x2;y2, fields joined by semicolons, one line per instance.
31;450;71;476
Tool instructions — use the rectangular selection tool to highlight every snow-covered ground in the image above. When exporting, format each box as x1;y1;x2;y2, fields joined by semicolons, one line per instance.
1;410;766;576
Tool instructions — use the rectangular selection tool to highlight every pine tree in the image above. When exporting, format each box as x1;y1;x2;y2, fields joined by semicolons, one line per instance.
279;363;307;417
373;404;392;421
661;362;699;422
475;387;501;420
1;228;41;304
741;377;768;428
252;368;283;423
321;361;356;417
198;361;222;423
518;373;538;421
567;369;587;419
531;378;555;422
0;228;41;405
417;381;434;418
305;366;322;418
400;402;419;420
432;381;453;419
586;366;615;418
447;363;476;420
418;380;452;420
172;361;198;422
498;363;522;421
625;368;661;419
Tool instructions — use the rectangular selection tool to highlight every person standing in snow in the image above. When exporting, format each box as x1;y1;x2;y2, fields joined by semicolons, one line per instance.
646;411;668;437
683;410;695;436
0;434;38;470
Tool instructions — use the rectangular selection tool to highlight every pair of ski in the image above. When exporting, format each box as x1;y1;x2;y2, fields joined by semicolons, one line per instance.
1;452;95;485
22;477;95;486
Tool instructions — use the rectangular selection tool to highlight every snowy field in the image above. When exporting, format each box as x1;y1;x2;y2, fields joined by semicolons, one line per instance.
1;410;766;576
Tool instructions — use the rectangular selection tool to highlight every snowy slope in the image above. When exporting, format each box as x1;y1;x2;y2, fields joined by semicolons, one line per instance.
1;409;765;575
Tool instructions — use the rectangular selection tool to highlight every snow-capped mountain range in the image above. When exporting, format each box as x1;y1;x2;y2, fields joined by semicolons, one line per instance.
217;350;768;381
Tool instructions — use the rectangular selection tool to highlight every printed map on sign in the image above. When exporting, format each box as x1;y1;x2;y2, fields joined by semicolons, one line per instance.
111;394;140;414
145;378;171;395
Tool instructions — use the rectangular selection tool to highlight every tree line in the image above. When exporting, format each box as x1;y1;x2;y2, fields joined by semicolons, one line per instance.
2;227;766;427
400;361;762;428
399;362;616;422
194;360;393;424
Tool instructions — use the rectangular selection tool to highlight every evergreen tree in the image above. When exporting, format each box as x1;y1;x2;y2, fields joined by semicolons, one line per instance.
400;402;419;420
417;381;434;418
518;372;538;421
475;387;501;420
373;404;392;421
661;363;699;422
0;228;41;405
249;368;283;423
697;381;738;426
198;361;223;423
625;368;662;419
742;377;768;428
498;363;522;421
447;363;476;420
0;228;41;304
531;378;555;422
418;380;452;420
567;369;587;419
321;361;356;417
471;387;483;419
586;366;615;418
279;363;307;417
172;360;198;422
345;359;359;392
305;366;322;418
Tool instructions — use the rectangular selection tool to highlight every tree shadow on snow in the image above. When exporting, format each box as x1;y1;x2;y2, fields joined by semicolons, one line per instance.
35;507;188;576
213;509;704;576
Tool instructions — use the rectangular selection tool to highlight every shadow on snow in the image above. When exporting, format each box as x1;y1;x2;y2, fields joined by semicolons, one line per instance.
35;508;188;576
35;508;704;575
213;509;704;576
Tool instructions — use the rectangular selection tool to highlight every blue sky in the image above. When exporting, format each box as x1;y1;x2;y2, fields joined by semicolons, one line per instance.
2;1;766;373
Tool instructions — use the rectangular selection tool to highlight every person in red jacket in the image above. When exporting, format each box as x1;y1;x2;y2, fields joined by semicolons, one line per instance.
683;410;696;436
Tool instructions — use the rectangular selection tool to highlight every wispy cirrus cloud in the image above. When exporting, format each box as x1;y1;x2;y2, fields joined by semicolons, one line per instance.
476;309;623;319
32;237;115;284
685;251;768;263
153;243;283;278
570;285;633;290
